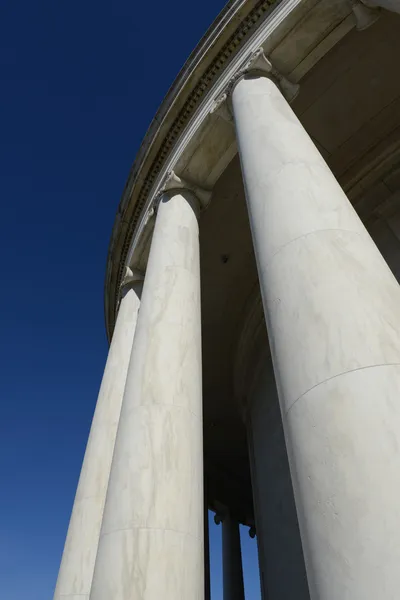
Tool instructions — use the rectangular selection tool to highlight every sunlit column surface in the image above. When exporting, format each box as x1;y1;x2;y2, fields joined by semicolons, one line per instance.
222;514;245;600
53;270;143;600
232;69;400;599
90;188;204;600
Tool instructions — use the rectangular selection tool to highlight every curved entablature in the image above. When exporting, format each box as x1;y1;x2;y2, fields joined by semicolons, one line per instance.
105;0;284;339
105;0;389;339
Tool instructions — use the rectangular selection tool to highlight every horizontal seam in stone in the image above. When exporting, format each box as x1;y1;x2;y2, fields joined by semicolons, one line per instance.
244;158;325;181
75;493;104;502
100;525;201;542
124;403;201;420
89;419;119;429
58;595;89;598
264;227;362;270
145;264;199;277
286;362;400;415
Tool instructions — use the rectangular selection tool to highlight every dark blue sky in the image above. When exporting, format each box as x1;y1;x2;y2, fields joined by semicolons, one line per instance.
0;1;260;598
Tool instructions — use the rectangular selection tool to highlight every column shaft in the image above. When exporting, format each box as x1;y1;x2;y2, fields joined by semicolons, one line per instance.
247;357;310;600
232;74;400;599
204;487;211;600
90;190;204;600
53;280;142;600
222;516;245;600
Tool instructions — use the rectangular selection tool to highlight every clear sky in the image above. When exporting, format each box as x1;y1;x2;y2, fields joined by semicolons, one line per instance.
0;1;261;598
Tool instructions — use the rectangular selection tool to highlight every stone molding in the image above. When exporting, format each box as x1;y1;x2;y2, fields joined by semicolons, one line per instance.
155;170;212;216
105;0;329;336
105;0;361;337
107;0;283;331
211;47;299;120
119;267;144;302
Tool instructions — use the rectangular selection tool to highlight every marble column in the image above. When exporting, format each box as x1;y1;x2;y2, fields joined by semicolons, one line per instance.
231;52;400;599
204;486;211;600
53;269;143;600
222;515;245;600
90;186;204;600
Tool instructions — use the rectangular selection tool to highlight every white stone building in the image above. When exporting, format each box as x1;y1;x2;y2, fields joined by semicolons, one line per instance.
53;1;400;598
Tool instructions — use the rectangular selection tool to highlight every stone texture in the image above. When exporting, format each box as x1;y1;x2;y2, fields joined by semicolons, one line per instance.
90;190;204;600
287;363;400;599
233;73;400;599
53;282;142;600
222;515;245;600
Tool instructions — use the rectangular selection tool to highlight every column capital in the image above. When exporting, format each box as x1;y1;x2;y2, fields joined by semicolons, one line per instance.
213;506;243;526
214;513;223;526
155;170;212;216
350;0;380;30
211;48;299;121
248;525;256;539
120;266;144;294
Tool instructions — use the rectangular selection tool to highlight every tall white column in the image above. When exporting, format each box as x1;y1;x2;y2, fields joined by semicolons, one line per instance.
53;269;143;600
231;53;400;599
90;186;204;600
222;515;245;600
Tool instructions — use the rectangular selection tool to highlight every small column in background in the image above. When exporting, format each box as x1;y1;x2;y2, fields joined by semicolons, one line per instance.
215;511;245;600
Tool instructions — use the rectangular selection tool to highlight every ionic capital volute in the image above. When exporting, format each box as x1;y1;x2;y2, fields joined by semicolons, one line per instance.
211;48;299;121
120;266;144;295
155;170;212;216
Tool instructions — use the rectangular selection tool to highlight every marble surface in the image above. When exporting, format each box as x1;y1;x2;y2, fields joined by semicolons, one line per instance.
288;364;400;599
233;74;400;599
90;190;204;600
53;282;142;600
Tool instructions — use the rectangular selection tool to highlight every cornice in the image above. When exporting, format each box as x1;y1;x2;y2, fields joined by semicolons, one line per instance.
104;0;296;340
105;0;357;340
